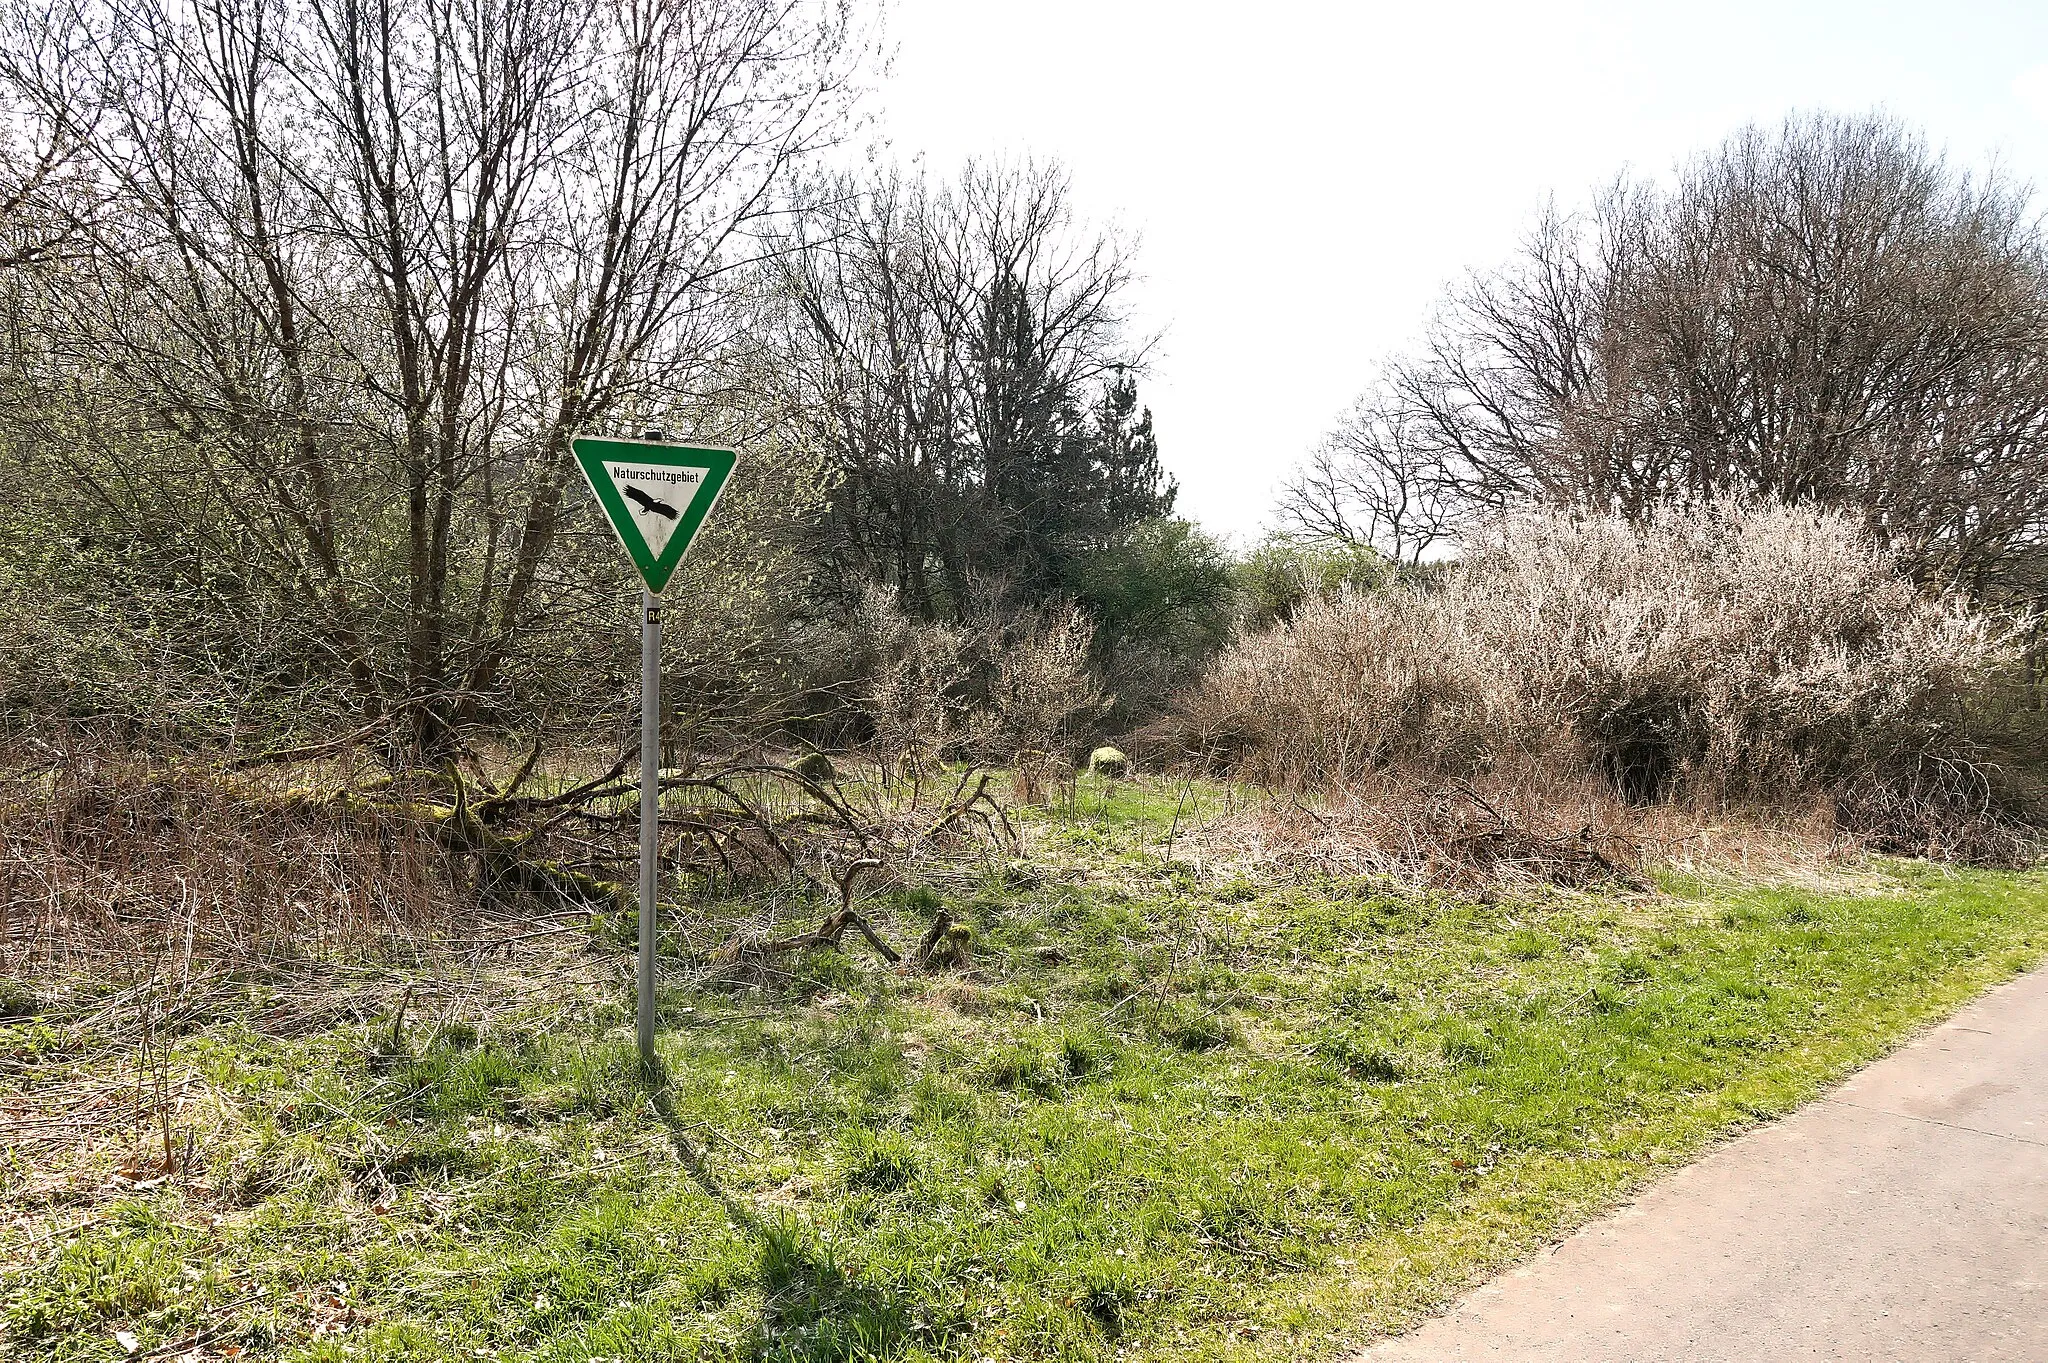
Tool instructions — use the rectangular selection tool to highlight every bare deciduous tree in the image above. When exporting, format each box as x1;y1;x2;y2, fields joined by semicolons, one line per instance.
763;160;1164;618
0;0;866;757
1277;385;1460;564
1293;113;2048;607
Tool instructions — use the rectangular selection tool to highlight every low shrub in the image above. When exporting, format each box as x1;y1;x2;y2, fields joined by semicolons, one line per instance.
838;585;1105;788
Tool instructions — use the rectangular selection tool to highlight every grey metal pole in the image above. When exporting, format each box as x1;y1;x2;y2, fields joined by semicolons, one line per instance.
637;586;661;1072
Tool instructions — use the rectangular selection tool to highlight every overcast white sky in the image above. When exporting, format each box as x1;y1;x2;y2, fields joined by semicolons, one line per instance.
870;0;2048;543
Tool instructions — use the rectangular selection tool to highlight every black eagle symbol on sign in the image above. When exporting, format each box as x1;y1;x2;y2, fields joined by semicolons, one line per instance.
623;485;678;521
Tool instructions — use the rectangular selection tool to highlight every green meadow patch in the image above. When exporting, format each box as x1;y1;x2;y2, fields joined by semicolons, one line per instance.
5;789;2046;1362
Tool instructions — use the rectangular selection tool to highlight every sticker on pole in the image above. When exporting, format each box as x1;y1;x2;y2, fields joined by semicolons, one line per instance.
572;436;737;593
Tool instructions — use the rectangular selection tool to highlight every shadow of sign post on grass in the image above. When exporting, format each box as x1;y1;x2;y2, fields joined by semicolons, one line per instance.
647;1089;938;1361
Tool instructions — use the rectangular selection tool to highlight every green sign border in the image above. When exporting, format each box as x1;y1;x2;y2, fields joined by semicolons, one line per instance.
572;436;738;594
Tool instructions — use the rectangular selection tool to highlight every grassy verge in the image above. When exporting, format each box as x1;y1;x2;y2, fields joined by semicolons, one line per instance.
5;781;2046;1362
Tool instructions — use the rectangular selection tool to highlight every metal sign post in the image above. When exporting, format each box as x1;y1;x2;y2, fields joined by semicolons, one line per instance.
637;587;661;1069
570;434;738;1076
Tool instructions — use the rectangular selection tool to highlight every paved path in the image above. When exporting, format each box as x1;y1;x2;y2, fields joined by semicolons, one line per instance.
1361;965;2048;1361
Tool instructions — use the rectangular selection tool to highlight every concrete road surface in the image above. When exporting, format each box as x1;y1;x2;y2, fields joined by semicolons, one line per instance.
1360;964;2048;1361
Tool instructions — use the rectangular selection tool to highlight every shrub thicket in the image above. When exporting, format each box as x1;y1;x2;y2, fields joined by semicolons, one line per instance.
837;586;1104;784
1179;503;2016;811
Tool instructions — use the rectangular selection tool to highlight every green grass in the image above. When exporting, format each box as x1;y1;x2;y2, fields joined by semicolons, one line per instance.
5;782;2046;1362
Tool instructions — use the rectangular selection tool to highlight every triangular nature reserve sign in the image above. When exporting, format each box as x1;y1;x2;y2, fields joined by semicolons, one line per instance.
572;436;737;594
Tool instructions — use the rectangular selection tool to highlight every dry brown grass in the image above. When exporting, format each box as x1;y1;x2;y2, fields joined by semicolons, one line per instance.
1180;765;1639;892
1180;764;1890;895
0;749;479;984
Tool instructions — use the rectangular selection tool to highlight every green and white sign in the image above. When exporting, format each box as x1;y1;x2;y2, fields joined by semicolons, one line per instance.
572;436;737;593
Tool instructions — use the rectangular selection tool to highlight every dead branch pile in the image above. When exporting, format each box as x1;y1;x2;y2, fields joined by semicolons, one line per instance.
1833;761;2044;868
1;740;1020;984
